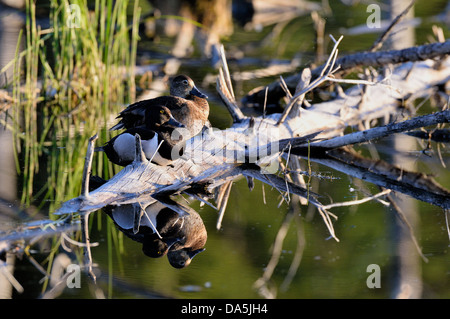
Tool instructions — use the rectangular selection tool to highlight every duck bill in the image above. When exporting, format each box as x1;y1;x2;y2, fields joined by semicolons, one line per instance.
188;248;205;260
163;236;183;249
167;115;185;128
190;86;208;99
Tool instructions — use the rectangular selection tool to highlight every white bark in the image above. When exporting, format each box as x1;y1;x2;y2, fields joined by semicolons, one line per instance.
56;55;450;215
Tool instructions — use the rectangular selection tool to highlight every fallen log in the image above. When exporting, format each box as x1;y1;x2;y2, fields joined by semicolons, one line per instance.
56;43;450;241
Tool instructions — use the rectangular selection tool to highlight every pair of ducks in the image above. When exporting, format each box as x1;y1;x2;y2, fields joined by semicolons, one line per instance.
94;76;209;267
98;75;209;166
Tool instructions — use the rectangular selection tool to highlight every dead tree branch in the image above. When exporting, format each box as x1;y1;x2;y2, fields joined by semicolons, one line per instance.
55;43;450;243
294;110;450;152
307;148;450;209
243;40;450;107
369;0;416;52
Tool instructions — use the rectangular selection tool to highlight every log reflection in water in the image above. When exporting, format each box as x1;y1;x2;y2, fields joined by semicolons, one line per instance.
91;175;207;269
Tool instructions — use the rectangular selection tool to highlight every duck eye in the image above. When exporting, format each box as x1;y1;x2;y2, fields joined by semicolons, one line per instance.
182;80;188;85
160;110;164;114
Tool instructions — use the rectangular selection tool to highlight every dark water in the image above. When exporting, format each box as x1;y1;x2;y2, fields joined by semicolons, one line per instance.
1;0;450;299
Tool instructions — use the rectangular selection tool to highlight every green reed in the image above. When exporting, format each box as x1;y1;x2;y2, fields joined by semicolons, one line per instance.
10;0;140;210
5;0;140;295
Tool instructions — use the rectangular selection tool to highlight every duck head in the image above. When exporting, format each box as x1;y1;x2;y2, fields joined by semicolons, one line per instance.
167;248;205;269
170;75;208;99
145;106;185;129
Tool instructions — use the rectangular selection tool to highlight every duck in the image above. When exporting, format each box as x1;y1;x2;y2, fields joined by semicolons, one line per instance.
110;201;187;258
97;106;185;166
166;205;207;269
88;178;207;268
122;198;207;268
101;196;207;266
110;75;209;138
88;176;185;258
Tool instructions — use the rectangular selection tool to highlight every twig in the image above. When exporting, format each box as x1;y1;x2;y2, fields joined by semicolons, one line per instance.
254;207;295;298
310;149;450;209
280;206;305;292
78;135;98;282
279;76;292;99
81;212;96;282
288;156;309;205
139;202;163;239
0;260;24;294
133;203;142;235
369;0;416;52
311;11;325;63
276;68;311;125
26;252;52;283
304;110;450;151
387;193;429;263
217;68;246;123
138;139;163;180
61;232;99;248
243;41;450;106
243;167;340;241
216;180;233;230
188;193;217;210
41;268;77;299
313;40;450;79
216;46;246;123
134;133;148;164
322;189;391;209
320;34;342;77
318;207;339;242
263;86;268;119
324;76;377;86
81;134;98;198
219;44;235;100
277;35;343;126
445;209;450;241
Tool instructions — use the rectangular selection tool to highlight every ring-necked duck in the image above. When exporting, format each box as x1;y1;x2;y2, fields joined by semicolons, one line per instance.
166;206;207;269
88;177;186;258
105;199;207;266
109;201;187;258
110;75;209;138
97;106;185;166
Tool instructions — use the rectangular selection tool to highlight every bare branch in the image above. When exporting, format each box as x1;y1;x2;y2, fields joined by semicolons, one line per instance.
216;45;246;123
216;68;246;123
369;0;416;52
81;134;98;198
308;148;450;209
387;193;429;263
322;189;392;210
276;67;311;125
301;110;450;151
276;35;344;126
243;41;450;107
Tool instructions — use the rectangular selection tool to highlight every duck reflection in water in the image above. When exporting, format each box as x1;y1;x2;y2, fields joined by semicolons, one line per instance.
108;201;206;268
90;175;207;268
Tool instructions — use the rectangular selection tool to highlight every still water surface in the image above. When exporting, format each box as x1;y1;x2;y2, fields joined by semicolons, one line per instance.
1;1;449;299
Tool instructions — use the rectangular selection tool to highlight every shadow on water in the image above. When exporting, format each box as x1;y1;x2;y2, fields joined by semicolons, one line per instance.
0;0;449;299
